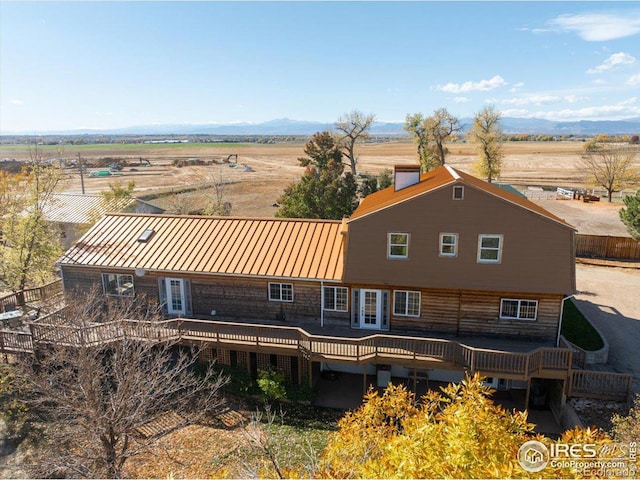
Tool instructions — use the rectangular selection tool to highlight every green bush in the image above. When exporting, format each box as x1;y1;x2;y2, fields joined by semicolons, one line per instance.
257;368;287;401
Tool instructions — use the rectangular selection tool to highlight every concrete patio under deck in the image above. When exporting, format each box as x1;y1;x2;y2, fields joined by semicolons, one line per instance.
312;372;564;436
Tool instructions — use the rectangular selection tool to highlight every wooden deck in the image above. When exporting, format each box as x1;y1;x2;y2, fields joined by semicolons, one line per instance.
0;279;62;312
0;309;632;402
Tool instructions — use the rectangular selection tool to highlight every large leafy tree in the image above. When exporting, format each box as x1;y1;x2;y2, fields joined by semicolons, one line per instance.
404;108;461;171
318;374;613;479
276;132;358;219
335;110;376;175
0;150;64;293
469;104;504;183
619;190;640;240
578;144;639;202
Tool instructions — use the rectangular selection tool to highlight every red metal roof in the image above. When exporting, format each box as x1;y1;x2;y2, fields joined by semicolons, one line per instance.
349;165;574;229
59;214;346;281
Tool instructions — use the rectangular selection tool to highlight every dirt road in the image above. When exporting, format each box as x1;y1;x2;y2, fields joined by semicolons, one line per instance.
574;264;640;393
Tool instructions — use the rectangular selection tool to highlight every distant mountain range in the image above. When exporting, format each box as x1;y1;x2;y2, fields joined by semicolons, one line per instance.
3;116;640;136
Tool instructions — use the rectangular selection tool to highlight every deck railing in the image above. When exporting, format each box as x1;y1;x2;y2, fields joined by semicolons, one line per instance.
171;318;571;380
0;279;63;313
3;315;631;400
568;370;633;401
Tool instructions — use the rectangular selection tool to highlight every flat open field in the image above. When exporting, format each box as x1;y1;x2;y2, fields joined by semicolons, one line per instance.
2;141;637;235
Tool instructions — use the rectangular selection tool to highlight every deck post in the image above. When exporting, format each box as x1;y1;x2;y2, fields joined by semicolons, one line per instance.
413;366;417;392
456;290;462;337
363;370;368;394
308;359;313;388
525;378;531;411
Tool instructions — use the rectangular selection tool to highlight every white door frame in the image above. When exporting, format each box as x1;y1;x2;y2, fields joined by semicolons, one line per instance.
360;289;382;330
166;278;186;315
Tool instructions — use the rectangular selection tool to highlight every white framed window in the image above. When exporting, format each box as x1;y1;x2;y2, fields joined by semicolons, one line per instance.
439;233;458;257
324;286;348;312
269;282;293;302
393;290;421;317
453;185;464;200
500;299;538;320
102;273;134;297
477;234;503;263
388;232;409;258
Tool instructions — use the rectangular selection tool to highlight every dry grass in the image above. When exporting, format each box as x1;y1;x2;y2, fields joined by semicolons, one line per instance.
4;140;637;227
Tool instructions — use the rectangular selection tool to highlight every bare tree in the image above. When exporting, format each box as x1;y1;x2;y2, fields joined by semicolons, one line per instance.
404;113;431;170
578;145;639;202
469;105;504;183
404;108;461;171
16;289;227;478
202;168;232;216
335;110;376;175
426;108;461;167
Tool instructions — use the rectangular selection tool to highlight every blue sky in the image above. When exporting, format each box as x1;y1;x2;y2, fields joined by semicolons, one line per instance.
1;1;639;132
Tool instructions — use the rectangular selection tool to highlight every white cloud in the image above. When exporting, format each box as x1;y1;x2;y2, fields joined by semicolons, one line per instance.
509;82;525;93
502;94;589;107
501;108;531;117
593;78;608;85
618;97;638;106
547;13;640;41
564;95;588;104
436;75;507;94
627;73;640;86
587;52;636;74
453;97;469;103
503;99;640;121
10;99;23;105
502;95;561;106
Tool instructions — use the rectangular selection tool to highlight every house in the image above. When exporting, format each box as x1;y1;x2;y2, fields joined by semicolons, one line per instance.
57;164;582;407
44;193;165;249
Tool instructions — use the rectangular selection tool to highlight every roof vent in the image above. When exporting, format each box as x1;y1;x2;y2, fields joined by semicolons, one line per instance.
394;164;421;191
138;229;155;243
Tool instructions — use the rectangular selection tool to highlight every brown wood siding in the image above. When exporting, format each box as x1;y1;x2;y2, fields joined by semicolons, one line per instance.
352;282;561;341
391;289;459;333
61;266;332;322
458;292;560;340
190;277;322;320
344;182;575;295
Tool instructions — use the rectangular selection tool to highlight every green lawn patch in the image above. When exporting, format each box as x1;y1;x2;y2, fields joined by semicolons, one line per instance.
561;299;604;351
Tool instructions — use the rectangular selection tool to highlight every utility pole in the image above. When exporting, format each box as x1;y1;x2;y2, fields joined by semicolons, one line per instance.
78;152;85;194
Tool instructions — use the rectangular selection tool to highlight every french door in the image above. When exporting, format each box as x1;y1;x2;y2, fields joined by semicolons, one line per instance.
166;278;186;315
360;289;381;329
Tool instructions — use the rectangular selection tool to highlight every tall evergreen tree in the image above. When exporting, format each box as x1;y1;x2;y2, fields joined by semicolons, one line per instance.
276;132;358;219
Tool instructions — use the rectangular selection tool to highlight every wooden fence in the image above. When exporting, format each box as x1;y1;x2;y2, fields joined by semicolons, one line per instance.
576;234;640;261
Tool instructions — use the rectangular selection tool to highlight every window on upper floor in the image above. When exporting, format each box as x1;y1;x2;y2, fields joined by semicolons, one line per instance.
102;273;134;296
393;290;421;317
323;286;348;312
388;232;409;259
477;234;503;263
269;283;293;302
439;233;458;257
500;299;538;320
453;185;464;200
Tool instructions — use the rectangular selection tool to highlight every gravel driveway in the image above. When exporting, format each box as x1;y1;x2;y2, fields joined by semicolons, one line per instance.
574;263;640;393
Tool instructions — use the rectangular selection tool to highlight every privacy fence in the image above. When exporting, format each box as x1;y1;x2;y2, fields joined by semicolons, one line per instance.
576;234;640;262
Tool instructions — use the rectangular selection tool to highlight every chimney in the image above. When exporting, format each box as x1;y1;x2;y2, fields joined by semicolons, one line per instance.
394;164;421;191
